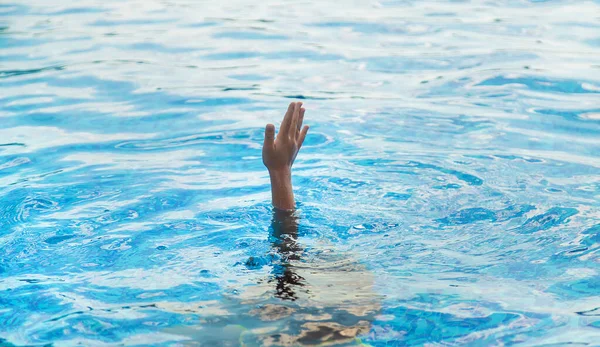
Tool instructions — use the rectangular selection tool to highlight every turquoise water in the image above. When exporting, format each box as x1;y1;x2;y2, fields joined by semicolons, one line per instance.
1;0;600;345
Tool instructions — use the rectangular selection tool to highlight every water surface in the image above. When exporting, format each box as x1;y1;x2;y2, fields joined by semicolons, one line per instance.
1;0;600;346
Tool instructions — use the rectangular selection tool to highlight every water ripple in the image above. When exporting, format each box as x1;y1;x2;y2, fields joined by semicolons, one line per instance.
1;0;599;346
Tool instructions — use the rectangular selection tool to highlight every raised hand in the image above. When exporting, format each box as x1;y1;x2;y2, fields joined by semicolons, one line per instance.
262;102;309;173
262;102;309;210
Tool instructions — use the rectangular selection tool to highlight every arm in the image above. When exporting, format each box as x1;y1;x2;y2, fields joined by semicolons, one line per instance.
262;102;309;210
270;208;304;301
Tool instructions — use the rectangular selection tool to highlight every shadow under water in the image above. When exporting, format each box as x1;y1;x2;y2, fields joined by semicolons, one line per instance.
163;209;381;346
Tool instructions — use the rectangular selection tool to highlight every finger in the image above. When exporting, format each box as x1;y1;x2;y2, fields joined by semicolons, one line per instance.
297;107;305;136
290;102;302;138
279;102;295;138
264;124;275;147
297;125;309;149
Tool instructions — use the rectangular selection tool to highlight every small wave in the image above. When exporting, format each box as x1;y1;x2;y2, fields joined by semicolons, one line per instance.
512;207;578;234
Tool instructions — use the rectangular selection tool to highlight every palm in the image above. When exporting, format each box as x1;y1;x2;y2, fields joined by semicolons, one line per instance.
262;102;309;172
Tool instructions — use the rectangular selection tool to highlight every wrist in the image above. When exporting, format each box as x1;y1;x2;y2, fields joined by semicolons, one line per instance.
268;168;292;181
268;168;294;210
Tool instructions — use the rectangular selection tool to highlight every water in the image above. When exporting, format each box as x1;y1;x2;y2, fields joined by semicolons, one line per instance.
1;0;599;345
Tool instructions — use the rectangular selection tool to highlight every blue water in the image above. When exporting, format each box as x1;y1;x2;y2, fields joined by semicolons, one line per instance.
1;0;600;345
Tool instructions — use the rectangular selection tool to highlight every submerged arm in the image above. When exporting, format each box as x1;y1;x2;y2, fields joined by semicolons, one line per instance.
262;102;309;210
270;202;304;301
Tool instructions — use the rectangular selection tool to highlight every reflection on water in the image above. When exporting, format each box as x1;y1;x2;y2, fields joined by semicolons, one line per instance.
166;209;380;346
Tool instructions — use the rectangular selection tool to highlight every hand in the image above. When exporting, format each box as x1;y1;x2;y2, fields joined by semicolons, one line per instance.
263;102;309;174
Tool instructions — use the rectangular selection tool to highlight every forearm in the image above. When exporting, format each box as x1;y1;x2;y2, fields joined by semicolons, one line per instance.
269;169;295;210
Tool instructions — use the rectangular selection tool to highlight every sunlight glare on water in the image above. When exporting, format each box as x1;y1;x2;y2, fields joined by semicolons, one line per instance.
1;0;600;346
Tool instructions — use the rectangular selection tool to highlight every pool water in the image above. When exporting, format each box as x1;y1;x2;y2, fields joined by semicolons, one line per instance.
1;0;599;345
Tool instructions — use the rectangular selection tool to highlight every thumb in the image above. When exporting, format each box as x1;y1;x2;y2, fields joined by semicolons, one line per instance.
264;124;275;147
